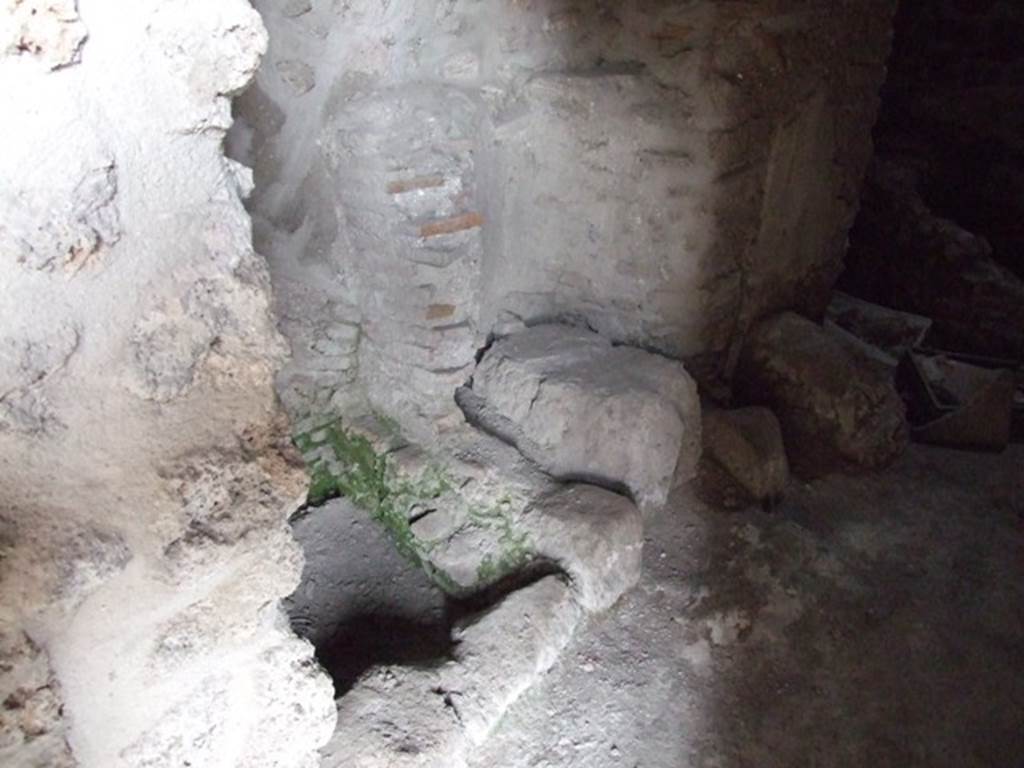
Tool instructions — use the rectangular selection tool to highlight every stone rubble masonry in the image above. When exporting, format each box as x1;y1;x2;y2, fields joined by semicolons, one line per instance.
0;0;909;764
0;2;335;767
232;0;897;442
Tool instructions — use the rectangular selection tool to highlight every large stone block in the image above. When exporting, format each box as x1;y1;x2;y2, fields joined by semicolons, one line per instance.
471;324;701;510
735;312;908;477
521;485;644;613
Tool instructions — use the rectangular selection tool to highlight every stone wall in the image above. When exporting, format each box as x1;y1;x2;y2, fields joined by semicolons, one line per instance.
0;2;334;766
232;0;895;441
0;1;903;765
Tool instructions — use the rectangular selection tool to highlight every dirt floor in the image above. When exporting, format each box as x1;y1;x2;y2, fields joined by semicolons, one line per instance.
466;444;1024;768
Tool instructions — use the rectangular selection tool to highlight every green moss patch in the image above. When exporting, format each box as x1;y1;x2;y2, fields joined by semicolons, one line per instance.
294;417;535;593
295;419;450;565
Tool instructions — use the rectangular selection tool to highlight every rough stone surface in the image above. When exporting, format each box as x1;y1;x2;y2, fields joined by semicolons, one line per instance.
230;0;896;440
0;627;73;768
701;406;789;503
322;575;582;768
444;575;583;745
0;2;335;766
0;0;87;70
275;58;315;95
322;666;465;768
1;155;120;274
735;313;908;478
521;485;644;614
285;497;446;651
0;323;79;435
471;324;701;511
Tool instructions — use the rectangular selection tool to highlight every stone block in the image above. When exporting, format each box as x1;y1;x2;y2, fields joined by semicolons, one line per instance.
735;312;908;477
521;485;643;613
702;406;789;502
471;324;701;510
442;575;582;745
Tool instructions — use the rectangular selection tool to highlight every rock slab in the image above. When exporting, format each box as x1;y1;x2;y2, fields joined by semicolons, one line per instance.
471;325;701;510
702;406;789;502
521;485;644;613
735;312;908;478
322;575;582;768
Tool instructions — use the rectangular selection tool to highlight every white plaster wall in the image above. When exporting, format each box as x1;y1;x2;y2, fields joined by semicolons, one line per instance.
0;1;335;766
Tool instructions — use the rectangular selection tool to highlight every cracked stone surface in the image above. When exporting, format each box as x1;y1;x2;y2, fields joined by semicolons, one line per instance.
735;312;909;478
0;0;87;70
0;2;335;766
471;324;701;511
